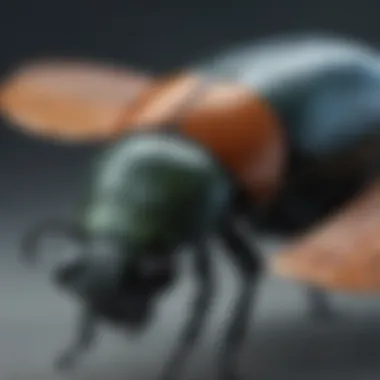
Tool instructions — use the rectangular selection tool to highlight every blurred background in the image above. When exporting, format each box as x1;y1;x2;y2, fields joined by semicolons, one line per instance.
2;0;380;379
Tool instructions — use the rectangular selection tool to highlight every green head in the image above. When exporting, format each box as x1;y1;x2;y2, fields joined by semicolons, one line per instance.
79;131;230;250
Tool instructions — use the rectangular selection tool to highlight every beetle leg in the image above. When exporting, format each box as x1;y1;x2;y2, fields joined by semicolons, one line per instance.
54;307;97;371
241;201;334;322
158;240;214;380
219;219;262;380
305;286;334;321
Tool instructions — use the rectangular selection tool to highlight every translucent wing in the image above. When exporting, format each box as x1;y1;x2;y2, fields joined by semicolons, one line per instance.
0;59;154;143
270;180;380;293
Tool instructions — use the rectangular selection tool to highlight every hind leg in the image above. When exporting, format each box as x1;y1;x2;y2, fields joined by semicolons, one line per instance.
240;198;335;322
304;286;334;321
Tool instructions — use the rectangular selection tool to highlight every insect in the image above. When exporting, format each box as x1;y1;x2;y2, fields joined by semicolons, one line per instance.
2;34;380;379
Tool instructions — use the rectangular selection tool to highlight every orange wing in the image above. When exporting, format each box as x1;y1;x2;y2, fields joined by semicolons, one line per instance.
270;180;380;293
0;58;286;204
0;59;155;143
0;59;211;143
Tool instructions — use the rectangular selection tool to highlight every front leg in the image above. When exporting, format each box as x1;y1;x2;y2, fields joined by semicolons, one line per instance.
54;306;97;371
158;240;214;380
218;219;262;380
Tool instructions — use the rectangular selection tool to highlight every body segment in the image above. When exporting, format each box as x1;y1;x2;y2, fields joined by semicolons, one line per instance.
80;132;231;249
193;36;380;232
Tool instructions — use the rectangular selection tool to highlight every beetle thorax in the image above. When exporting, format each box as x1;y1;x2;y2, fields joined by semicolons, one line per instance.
79;132;230;247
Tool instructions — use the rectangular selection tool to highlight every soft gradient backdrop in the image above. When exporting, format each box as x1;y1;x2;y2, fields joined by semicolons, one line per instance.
1;1;380;379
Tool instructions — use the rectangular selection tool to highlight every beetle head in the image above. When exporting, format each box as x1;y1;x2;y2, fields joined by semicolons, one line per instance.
20;222;171;328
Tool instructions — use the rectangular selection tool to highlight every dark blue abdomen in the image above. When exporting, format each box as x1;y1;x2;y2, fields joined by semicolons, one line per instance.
192;35;380;234
193;35;380;160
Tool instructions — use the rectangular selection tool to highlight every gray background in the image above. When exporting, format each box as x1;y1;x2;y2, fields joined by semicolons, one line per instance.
2;0;380;379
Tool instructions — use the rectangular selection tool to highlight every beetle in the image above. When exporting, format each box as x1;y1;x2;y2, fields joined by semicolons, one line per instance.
2;34;380;380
